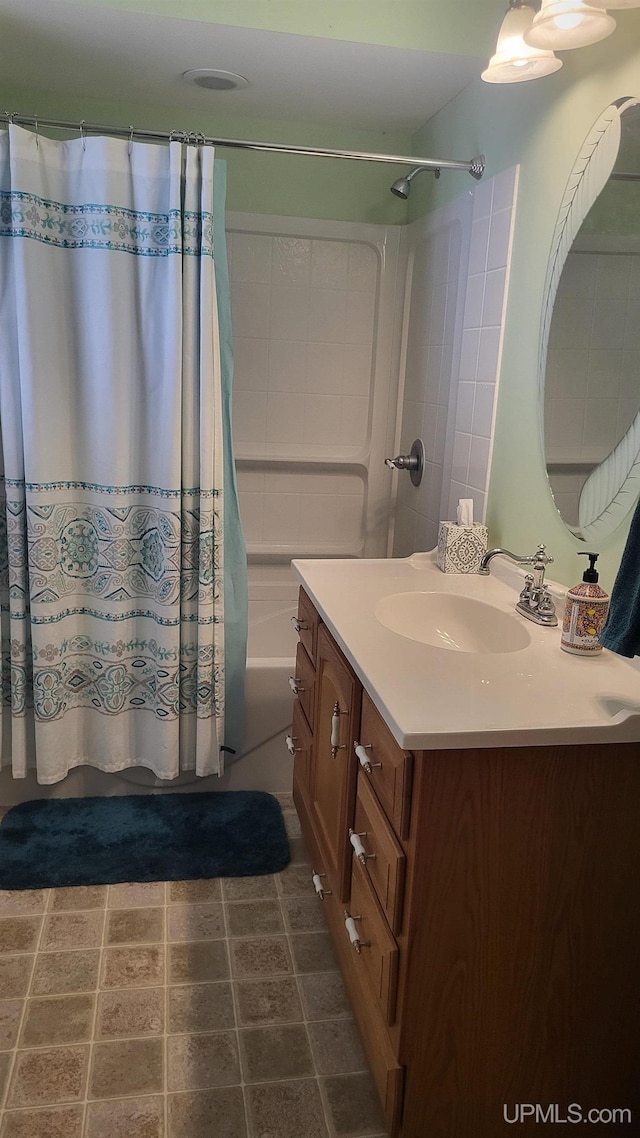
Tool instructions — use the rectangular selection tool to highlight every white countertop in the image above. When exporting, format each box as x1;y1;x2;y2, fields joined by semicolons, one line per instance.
292;551;640;751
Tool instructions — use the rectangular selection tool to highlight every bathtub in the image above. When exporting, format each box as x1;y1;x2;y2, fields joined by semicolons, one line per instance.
0;571;300;803
218;574;299;793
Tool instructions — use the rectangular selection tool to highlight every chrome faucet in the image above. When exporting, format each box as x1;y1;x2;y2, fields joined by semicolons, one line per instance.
478;544;558;627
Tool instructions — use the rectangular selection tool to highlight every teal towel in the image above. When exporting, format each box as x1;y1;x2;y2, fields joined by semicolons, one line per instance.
600;499;640;657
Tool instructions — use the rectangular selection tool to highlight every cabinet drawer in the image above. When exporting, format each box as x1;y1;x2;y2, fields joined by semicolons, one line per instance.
291;641;316;731
321;874;404;1135
353;774;406;935
295;587;319;664
359;692;413;840
346;855;399;1026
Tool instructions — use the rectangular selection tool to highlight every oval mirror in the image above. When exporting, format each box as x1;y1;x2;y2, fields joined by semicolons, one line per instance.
541;97;640;543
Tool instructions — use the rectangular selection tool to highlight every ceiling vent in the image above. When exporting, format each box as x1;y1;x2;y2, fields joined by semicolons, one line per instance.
181;69;250;91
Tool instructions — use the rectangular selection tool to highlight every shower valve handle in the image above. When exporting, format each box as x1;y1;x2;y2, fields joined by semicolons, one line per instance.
384;438;424;486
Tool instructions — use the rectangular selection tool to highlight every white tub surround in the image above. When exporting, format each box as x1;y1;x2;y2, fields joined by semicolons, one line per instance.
292;550;640;751
228;212;404;562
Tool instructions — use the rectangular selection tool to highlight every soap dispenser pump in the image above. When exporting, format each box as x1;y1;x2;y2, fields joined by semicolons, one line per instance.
560;552;609;656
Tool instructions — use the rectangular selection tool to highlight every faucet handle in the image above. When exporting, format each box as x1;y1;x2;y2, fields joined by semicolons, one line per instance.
533;544;553;564
519;573;534;601
538;589;557;616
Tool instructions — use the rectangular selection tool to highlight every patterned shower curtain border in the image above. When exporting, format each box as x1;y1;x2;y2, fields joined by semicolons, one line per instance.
1;476;219;498
0;191;214;256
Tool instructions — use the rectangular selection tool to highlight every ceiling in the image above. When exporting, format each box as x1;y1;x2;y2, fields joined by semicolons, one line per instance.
0;0;494;136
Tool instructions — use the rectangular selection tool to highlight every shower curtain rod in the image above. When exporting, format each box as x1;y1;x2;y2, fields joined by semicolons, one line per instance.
610;170;640;181
2;112;485;179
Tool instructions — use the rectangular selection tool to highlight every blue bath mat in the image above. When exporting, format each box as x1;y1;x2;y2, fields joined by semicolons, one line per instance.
0;791;290;890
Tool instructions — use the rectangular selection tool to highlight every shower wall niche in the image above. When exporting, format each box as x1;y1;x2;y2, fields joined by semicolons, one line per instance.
227;213;404;560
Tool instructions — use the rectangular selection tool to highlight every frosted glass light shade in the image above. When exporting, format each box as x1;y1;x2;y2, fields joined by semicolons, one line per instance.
524;1;616;48
481;5;563;83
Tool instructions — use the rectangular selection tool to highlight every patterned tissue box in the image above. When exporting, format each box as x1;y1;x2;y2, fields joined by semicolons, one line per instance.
437;522;488;573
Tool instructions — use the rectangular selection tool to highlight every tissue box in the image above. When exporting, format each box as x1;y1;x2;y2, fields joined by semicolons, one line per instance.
437;522;488;573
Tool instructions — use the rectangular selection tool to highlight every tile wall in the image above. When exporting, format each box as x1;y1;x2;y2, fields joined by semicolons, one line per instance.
391;213;466;556
392;167;518;557
545;250;640;526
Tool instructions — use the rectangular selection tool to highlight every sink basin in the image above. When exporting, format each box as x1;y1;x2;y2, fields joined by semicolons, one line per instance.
374;591;531;654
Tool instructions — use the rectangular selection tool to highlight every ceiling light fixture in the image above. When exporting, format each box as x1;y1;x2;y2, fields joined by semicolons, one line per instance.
481;1;562;83
524;0;616;49
181;69;250;92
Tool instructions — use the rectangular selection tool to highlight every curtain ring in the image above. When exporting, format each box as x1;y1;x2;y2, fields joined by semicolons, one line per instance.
3;111;15;124
128;124;134;156
79;120;86;151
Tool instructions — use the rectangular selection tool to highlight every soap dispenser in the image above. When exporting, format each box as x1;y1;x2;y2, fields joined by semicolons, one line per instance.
560;552;609;656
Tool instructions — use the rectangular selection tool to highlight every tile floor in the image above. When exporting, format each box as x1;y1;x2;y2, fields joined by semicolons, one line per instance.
0;795;390;1138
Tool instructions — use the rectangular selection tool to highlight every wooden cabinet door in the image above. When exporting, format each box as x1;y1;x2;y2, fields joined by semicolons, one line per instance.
311;624;361;903
291;699;313;812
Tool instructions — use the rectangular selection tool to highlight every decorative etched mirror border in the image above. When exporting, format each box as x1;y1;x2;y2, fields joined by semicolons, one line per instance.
539;96;640;543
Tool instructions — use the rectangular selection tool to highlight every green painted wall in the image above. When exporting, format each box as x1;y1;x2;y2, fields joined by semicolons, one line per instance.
0;82;412;224
411;14;640;591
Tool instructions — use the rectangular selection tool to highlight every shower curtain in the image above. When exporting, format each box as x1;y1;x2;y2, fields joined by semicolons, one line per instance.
0;123;247;783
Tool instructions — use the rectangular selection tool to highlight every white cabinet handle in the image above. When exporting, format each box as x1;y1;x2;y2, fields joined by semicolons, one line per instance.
312;872;331;900
331;701;348;757
285;734;302;756
354;741;381;774
288;676;304;695
290;616;309;633
349;828;375;865
343;910;370;954
331;708;341;748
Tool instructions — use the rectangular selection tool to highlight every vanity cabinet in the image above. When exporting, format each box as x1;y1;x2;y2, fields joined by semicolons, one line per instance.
290;587;640;1138
311;623;362;902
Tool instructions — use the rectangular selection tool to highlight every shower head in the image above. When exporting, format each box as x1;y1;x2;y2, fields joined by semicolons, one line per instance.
390;166;440;198
390;175;413;199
